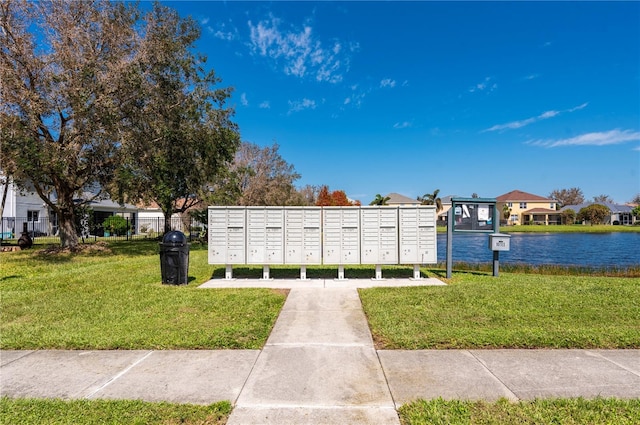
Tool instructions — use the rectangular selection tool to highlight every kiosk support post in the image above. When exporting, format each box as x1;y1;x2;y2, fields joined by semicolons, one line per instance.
493;206;500;277
446;208;453;279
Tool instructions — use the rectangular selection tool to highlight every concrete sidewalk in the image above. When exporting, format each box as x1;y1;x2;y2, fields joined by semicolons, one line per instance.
2;279;639;424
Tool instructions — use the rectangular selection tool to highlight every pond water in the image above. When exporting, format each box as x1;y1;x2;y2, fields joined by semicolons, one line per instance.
436;232;640;268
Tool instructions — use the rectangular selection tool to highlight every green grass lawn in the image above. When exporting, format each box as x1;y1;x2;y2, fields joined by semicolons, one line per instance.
360;272;640;349
0;241;286;349
501;224;640;233
2;241;640;423
0;397;231;425
437;224;640;233
2;397;638;425
398;398;640;425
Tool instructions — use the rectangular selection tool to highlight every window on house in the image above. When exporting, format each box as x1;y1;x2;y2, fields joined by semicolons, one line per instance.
27;210;39;222
519;202;527;209
510;214;518;222
550;203;555;209
507;202;513;207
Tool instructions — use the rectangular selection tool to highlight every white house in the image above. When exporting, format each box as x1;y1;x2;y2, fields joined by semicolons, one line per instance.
0;175;137;239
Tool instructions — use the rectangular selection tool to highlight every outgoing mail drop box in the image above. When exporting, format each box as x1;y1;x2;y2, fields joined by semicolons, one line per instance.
488;233;511;251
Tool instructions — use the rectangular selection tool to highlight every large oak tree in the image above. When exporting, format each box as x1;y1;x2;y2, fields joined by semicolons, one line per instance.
1;1;239;245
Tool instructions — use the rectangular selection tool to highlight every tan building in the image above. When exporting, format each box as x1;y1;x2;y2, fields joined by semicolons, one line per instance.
497;190;560;225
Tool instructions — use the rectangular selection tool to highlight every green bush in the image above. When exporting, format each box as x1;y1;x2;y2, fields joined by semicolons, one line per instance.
102;215;129;236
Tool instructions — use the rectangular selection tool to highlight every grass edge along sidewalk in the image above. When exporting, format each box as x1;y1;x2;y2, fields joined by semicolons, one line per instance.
2;397;640;425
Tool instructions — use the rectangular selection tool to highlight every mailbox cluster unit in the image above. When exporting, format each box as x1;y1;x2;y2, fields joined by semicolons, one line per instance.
208;205;436;279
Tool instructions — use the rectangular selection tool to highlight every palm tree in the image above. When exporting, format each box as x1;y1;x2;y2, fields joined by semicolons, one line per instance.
502;204;512;225
418;189;443;212
369;193;390;206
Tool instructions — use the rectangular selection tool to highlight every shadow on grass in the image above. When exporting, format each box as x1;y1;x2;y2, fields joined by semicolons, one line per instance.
210;265;426;280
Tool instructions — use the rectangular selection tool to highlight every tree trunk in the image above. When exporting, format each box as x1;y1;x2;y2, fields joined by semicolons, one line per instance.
0;175;9;224
58;206;79;248
163;209;173;234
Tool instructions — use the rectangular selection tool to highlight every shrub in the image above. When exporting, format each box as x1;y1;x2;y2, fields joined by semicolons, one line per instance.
102;215;129;236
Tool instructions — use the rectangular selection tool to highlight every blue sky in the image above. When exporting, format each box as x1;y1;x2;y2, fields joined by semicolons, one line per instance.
167;1;639;204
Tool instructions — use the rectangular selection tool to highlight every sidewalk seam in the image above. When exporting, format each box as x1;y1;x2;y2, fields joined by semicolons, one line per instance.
468;350;520;401
83;350;154;399
587;350;640;378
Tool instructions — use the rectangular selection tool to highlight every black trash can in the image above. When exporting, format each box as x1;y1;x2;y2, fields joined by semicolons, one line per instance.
159;231;189;285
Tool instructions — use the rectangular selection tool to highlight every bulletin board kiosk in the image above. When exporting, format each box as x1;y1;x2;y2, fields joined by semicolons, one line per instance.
446;198;510;277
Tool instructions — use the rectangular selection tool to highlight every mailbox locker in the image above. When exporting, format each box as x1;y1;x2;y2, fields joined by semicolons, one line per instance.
399;206;437;264
360;207;398;264
323;207;360;264
285;207;322;264
208;207;246;264
247;207;284;264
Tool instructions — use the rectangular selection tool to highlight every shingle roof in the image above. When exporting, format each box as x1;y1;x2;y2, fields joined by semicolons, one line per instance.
385;193;421;205
526;208;561;214
496;190;552;202
561;202;633;213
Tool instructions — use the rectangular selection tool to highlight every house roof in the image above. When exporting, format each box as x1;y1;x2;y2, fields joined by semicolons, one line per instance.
385;193;421;205
525;208;561;214
496;190;553;202
561;202;633;213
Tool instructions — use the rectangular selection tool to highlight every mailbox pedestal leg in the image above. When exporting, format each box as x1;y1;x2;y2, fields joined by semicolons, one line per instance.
225;264;233;280
337;265;346;281
262;265;271;280
412;264;421;280
300;265;308;280
373;264;383;280
493;251;499;277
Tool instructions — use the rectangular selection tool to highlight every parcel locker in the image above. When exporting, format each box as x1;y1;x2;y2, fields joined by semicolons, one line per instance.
285;207;322;265
360;207;399;264
208;207;246;264
323;207;360;264
399;205;437;264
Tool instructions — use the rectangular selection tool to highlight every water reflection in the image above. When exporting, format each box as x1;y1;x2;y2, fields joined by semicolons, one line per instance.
437;232;640;267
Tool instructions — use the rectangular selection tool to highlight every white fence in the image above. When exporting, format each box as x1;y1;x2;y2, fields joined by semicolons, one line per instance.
208;206;437;280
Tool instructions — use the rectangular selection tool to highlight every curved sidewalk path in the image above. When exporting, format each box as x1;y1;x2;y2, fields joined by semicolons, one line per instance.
2;278;639;424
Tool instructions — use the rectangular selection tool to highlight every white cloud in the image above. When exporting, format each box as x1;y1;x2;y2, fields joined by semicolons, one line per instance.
380;78;396;88
247;16;349;83
288;98;316;114
524;74;539;80
527;129;640;148
206;21;238;41
259;101;271;109
240;93;248;106
343;90;366;108
484;102;589;132
393;121;412;129
469;77;497;93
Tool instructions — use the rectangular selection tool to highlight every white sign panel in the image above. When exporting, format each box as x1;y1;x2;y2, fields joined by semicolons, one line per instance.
208;207;246;264
323;207;360;264
285;207;322;264
361;207;398;264
399;206;437;264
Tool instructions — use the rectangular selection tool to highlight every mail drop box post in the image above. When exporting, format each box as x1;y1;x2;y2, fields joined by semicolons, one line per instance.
208;207;246;264
488;233;511;251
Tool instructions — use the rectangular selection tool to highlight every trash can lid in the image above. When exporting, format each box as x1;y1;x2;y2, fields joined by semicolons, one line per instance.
162;230;187;246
